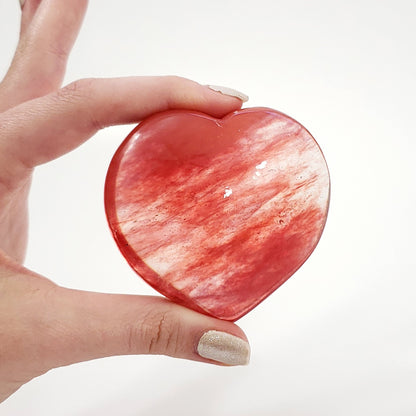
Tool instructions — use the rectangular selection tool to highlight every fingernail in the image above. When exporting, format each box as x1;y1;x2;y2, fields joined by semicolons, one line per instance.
19;0;25;7
208;85;249;103
197;330;250;366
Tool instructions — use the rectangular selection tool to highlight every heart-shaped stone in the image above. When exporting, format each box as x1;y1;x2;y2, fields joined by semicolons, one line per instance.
105;107;330;321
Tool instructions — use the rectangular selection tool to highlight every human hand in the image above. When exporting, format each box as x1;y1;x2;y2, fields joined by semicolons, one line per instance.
0;0;250;403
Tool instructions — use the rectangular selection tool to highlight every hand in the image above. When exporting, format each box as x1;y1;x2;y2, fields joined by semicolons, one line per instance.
0;0;250;403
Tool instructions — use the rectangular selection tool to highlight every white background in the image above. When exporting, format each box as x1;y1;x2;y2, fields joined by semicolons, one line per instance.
1;0;416;414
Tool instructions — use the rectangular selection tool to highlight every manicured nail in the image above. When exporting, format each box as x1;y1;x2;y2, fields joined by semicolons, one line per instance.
197;330;250;366
19;0;25;8
208;85;249;103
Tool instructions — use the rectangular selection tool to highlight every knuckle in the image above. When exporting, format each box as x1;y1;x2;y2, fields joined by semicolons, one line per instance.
127;307;181;356
162;75;186;87
161;75;196;108
55;78;96;103
47;43;69;65
54;78;104;131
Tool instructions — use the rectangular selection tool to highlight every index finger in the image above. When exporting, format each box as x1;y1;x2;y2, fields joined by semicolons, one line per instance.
0;76;246;181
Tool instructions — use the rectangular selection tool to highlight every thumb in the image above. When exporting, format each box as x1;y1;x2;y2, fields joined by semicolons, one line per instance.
37;285;251;371
0;251;249;401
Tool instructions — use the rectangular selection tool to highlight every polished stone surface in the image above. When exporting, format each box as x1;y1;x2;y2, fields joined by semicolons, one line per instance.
105;108;330;320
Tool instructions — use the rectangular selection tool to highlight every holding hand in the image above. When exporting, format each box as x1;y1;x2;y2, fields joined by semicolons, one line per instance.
0;0;250;403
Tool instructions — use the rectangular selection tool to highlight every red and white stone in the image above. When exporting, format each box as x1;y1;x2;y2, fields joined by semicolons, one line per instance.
105;107;330;321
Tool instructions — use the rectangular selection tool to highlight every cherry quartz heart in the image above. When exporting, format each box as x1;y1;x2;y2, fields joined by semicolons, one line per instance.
105;107;330;321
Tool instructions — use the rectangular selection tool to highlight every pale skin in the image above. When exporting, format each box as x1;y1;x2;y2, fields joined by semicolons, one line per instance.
0;0;249;403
